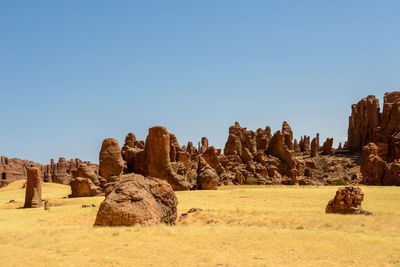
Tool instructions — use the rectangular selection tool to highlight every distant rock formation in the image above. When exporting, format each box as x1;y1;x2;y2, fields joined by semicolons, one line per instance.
0;155;98;188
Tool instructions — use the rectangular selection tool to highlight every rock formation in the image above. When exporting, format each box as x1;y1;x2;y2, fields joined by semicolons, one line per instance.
24;167;42;208
99;138;124;181
94;174;178;226
197;157;219;190
348;92;400;185
325;186;371;215
321;138;334;156
310;138;318;157
143;126;190;191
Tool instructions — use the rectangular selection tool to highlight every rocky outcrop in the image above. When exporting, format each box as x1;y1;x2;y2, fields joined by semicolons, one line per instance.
347;95;380;151
99;138;124;181
94;174;178;226
325;186;371;215
70;177;102;197
0;156;98;188
348;92;400;185
24;167;42;208
144;126;190;191
310;138;318;157
321;138;334;156
361;142;400;185
197;157;219;190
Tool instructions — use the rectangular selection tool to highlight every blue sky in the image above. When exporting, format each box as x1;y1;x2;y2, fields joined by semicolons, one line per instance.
1;1;399;163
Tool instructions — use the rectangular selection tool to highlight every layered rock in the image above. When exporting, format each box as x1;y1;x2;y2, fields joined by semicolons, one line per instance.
24;167;42;208
94;174;178;226
325;186;371;215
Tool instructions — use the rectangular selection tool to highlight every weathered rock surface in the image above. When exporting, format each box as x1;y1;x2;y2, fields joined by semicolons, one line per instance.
99;138;124;181
197;157;219;190
24;167;42;208
94;174;178;226
70;177;103;197
321;138;334;156
144;126;190;191
325;186;371;215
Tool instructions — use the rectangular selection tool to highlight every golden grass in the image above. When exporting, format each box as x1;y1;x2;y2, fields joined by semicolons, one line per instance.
0;180;399;266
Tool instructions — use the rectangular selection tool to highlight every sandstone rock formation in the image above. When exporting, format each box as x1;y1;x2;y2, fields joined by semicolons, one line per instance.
348;92;400;185
99;138;124;181
361;142;400;185
325;186;371;215
321;138;334;156
197;157;219;190
310;138;318;157
144;126;190;191
0;155;98;188
94;174;178;226
24;167;42;208
70;177;102;197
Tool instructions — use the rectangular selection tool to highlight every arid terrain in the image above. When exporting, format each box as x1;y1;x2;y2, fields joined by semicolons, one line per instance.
1;92;400;266
0;180;399;266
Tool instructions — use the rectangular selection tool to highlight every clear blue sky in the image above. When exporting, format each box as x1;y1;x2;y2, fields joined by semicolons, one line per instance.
1;1;399;164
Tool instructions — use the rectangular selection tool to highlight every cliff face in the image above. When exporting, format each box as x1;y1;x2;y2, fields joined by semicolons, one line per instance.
347;92;400;162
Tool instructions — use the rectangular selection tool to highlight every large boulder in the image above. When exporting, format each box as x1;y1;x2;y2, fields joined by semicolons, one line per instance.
325;186;371;215
94;174;178;226
99;138;124;181
144;126;190;191
24;167;42;208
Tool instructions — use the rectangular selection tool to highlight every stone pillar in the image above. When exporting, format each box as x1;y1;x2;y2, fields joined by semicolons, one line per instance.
24;167;42;208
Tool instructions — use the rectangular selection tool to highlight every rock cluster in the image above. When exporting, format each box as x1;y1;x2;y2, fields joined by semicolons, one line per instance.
325;186;371;215
94;174;177;226
0;155;98;187
348;92;400;185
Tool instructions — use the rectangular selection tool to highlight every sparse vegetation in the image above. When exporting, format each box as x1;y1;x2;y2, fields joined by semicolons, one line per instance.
0;180;399;266
331;179;349;186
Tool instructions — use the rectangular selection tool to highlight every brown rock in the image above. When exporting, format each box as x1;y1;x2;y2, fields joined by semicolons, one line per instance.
321;138;334;156
361;143;388;185
144;126;190;191
70;177;103;197
99;138;124;181
282;121;294;150
325;186;371;215
200;137;209;154
310;138;318;157
24;167;42;208
94;174;178;226
197;157;219;190
347;95;380;151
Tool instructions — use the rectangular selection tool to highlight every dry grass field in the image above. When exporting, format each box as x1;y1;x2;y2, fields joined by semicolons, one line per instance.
0;180;399;267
